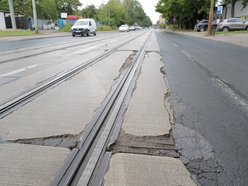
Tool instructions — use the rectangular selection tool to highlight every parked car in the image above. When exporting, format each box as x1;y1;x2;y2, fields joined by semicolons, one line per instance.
195;20;209;32
43;21;55;30
71;19;96;37
195;20;218;32
119;24;129;32
129;26;136;31
217;18;248;32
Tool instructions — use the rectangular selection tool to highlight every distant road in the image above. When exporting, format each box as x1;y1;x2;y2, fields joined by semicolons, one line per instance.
156;30;248;185
0;36;73;52
0;32;116;52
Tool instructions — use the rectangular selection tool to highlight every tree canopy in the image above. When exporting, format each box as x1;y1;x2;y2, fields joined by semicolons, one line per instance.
155;0;248;29
1;0;152;27
156;0;211;29
83;0;152;28
0;0;81;19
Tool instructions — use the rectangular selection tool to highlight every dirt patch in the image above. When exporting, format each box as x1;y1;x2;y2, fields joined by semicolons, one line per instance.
9;134;79;149
119;52;136;74
108;129;179;158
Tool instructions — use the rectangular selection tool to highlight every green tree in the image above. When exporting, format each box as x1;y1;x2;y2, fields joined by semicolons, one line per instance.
0;0;9;12
37;0;58;19
156;0;210;29
82;5;98;19
1;0;59;19
98;0;127;27
123;0;152;27
0;0;33;16
55;0;81;15
142;16;152;27
14;0;33;17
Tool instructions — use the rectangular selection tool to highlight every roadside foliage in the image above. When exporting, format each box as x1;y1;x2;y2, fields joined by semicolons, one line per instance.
1;0;152;28
156;0;248;29
156;0;211;29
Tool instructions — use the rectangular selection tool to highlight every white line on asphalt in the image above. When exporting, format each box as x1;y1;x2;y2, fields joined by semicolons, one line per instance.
107;39;118;44
213;78;248;114
71;44;105;55
172;43;179;48
0;64;40;77
180;50;194;60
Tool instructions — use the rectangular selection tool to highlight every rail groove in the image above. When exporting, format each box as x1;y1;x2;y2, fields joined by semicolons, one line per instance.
0;32;146;118
50;31;152;186
0;34;130;64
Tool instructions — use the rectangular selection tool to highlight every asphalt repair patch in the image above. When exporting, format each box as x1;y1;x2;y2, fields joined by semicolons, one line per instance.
173;123;224;185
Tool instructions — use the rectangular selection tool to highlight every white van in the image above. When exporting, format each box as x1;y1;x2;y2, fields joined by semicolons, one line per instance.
71;19;96;37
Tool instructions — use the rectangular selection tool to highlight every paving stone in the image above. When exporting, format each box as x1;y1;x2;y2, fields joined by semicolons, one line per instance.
104;153;196;186
0;143;69;186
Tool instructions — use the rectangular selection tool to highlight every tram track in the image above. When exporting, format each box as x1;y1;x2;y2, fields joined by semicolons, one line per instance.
0;32;148;119
0;33;136;64
50;31;151;186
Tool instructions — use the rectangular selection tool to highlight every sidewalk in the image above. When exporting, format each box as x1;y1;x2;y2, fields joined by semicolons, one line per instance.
174;30;248;48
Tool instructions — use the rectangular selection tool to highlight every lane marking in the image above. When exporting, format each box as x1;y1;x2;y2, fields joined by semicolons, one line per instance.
71;44;105;55
213;78;248;114
180;49;194;59
172;43;179;48
0;64;40;77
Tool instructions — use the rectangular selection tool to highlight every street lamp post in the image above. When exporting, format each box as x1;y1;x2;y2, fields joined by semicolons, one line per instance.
8;0;16;30
207;0;215;36
32;0;38;33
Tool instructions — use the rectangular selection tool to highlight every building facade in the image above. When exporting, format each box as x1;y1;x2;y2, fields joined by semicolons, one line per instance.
222;0;248;19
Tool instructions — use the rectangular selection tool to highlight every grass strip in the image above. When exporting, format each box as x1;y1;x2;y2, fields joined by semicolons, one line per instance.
0;30;37;37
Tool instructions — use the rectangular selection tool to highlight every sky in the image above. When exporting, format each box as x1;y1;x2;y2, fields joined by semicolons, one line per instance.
80;0;160;24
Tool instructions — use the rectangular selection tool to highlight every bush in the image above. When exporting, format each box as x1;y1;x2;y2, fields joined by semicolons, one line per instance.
58;24;115;32
97;25;114;31
59;24;72;32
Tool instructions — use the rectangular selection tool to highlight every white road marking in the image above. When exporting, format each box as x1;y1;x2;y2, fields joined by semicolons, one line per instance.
213;78;248;114
180;50;194;59
71;44;105;55
172;43;179;48
0;64;40;77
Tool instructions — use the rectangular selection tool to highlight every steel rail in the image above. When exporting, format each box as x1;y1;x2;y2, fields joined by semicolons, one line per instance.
50;31;152;186
0;33;132;64
0;32;146;118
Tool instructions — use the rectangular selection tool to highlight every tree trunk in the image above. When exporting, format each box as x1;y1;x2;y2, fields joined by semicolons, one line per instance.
231;0;236;17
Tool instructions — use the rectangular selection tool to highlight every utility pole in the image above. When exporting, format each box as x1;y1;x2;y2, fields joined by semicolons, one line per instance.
32;0;38;33
8;0;16;30
207;0;215;36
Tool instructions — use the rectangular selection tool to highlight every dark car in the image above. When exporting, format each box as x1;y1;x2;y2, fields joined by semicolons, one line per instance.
195;20;218;32
195;20;209;32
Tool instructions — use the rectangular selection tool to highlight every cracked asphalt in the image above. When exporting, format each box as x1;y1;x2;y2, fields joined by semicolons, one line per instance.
156;30;248;185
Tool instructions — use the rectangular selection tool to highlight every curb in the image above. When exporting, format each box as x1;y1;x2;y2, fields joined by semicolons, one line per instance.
0;32;71;42
164;29;248;48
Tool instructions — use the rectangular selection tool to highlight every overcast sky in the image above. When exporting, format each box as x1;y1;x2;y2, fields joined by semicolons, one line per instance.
80;0;160;24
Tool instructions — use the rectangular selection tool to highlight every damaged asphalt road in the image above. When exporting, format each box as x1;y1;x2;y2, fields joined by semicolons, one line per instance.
156;30;248;185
